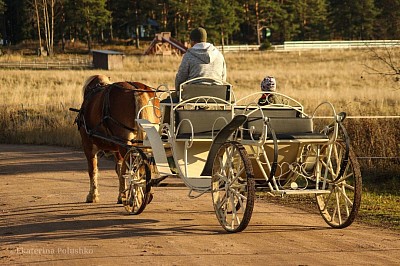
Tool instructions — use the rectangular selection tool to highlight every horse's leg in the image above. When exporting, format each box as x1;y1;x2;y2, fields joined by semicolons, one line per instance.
83;143;100;203
114;152;125;204
86;153;100;203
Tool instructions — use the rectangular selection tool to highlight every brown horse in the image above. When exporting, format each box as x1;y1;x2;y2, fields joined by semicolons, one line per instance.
76;75;160;203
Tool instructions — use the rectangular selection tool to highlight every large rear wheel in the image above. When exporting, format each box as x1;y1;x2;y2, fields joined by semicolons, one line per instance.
212;141;255;233
316;141;362;228
120;147;151;215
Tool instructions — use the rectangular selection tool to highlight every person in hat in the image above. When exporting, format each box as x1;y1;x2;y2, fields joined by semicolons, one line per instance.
258;76;278;106
175;27;226;92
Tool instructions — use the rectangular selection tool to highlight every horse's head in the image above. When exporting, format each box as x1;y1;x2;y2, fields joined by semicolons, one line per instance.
82;75;112;98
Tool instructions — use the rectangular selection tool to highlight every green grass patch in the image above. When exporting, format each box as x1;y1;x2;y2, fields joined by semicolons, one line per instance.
358;168;400;230
358;191;400;230
257;174;400;232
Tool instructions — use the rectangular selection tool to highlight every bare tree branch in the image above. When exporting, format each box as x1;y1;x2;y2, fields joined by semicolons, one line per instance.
364;42;400;86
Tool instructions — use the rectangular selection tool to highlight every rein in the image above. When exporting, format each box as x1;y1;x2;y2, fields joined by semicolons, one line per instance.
115;82;171;93
101;85;137;134
75;82;157;142
72;84;108;129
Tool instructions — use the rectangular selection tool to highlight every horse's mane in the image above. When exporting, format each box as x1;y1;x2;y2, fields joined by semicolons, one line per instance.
82;75;112;97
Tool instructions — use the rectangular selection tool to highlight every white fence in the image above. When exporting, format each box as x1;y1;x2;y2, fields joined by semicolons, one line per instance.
0;59;93;70
215;45;260;52
215;40;400;52
283;40;400;50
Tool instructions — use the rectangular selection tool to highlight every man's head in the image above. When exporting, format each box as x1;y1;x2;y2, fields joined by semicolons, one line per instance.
190;27;207;43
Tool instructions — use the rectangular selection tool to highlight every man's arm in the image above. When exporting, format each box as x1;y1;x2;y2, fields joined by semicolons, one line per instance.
222;58;227;82
175;53;190;91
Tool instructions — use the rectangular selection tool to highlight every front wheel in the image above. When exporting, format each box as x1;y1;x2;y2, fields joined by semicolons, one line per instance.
120;147;151;215
212;141;255;233
316;142;362;228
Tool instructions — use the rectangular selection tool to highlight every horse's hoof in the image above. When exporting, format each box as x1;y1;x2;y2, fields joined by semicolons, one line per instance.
86;194;100;203
117;198;123;204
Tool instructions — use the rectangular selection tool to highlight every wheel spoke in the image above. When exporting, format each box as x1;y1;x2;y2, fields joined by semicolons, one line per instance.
336;183;354;207
333;189;342;224
229;185;247;199
120;148;150;215
212;142;255;233
316;141;361;228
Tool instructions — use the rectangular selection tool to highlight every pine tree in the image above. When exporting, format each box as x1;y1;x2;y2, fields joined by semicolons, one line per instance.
375;0;400;39
208;0;240;46
0;0;5;13
169;0;211;42
3;0;31;44
296;0;329;40
328;0;377;40
0;0;6;41
64;0;110;50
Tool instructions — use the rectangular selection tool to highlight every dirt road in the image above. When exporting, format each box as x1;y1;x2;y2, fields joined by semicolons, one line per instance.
1;144;399;265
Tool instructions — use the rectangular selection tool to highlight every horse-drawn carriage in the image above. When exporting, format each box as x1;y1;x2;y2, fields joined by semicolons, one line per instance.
72;75;362;233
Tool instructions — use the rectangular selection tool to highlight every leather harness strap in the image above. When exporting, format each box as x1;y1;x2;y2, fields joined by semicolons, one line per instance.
101;85;137;135
77;83;139;140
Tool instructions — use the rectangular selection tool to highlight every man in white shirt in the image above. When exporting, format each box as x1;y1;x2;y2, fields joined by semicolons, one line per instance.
175;27;227;91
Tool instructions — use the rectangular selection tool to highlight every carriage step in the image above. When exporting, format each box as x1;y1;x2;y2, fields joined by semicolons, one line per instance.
156;182;187;187
154;176;211;189
270;189;332;195
155;177;186;187
256;187;332;194
149;175;174;186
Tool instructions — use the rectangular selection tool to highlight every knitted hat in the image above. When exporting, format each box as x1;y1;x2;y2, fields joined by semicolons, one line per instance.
261;76;276;92
190;27;207;42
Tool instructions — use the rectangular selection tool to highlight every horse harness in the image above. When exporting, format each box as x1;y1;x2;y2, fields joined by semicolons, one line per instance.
73;82;146;143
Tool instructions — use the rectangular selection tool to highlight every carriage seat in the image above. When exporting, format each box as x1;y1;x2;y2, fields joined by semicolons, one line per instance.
244;116;328;141
175;109;233;140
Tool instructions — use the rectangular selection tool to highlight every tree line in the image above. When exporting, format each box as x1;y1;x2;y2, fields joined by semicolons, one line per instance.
0;0;399;55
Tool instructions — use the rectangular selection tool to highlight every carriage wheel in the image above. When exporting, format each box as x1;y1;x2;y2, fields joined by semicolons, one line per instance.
315;141;362;228
120;147;151;215
212;141;255;233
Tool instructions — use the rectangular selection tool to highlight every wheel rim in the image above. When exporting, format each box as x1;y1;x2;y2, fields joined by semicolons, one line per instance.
212;142;255;233
316;142;362;228
121;148;151;215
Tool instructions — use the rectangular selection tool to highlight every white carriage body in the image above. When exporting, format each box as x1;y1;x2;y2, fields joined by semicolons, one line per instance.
132;77;361;231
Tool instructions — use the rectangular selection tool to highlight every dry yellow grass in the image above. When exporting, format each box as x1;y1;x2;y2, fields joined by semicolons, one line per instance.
0;49;398;153
1;49;398;114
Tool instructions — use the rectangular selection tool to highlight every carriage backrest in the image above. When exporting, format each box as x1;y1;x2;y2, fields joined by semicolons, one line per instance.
236;106;301;134
235;106;301;117
268;118;313;134
175;109;233;139
179;83;233;103
235;105;316;139
246;116;314;138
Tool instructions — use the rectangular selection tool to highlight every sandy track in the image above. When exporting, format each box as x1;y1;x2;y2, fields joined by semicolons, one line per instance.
0;144;399;265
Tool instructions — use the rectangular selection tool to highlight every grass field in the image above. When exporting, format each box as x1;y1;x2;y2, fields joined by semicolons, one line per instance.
1;49;399;114
0;48;399;230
